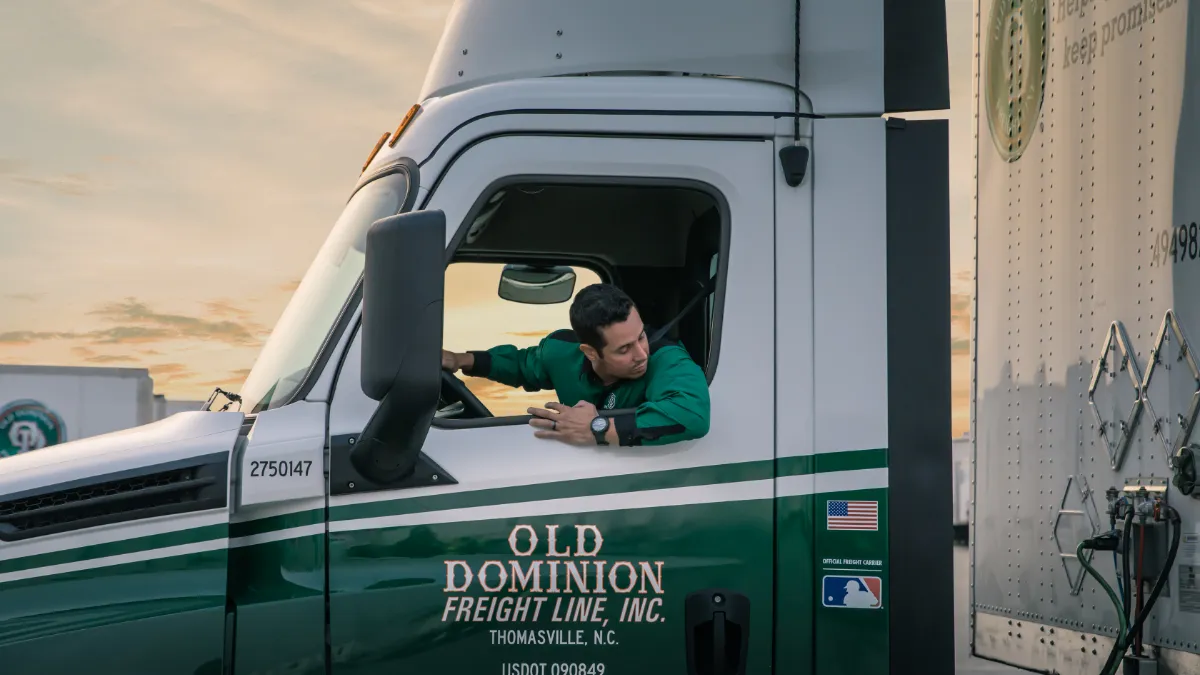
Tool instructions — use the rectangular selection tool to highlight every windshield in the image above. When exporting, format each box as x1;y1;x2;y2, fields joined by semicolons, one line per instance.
235;169;412;414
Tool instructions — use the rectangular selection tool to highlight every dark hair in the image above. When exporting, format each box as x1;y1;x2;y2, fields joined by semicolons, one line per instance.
569;283;636;351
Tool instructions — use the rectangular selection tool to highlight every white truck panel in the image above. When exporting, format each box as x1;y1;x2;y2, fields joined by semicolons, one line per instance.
419;0;887;115
0;365;153;449
812;118;890;455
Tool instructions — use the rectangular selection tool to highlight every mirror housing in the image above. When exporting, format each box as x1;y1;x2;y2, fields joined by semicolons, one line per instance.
497;264;577;305
354;210;445;484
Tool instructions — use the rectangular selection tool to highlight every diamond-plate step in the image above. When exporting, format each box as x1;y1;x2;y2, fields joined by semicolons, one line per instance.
1088;321;1145;471
1140;309;1200;470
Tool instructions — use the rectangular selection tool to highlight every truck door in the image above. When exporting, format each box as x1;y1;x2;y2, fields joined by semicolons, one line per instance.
324;132;777;674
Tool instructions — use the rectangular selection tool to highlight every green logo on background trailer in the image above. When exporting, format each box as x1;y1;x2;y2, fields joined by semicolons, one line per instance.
0;399;67;457
985;0;1047;162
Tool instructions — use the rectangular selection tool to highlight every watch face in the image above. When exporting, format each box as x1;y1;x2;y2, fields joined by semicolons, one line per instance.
591;417;607;432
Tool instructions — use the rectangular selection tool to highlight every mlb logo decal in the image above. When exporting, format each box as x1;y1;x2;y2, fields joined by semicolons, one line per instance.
825;499;879;531
822;575;882;609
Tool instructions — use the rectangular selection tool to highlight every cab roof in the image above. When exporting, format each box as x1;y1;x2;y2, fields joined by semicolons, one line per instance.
419;0;801;102
416;0;949;116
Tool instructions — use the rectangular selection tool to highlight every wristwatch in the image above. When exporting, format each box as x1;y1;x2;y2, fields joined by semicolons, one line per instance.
590;416;610;445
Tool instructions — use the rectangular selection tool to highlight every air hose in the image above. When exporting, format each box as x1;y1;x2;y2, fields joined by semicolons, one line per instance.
1125;506;1182;652
1092;505;1183;675
1078;536;1128;675
1121;509;1133;622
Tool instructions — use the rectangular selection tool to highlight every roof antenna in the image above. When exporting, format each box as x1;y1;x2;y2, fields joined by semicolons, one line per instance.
779;0;809;187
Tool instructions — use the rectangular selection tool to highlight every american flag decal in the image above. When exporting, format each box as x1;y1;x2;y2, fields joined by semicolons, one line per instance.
826;499;879;531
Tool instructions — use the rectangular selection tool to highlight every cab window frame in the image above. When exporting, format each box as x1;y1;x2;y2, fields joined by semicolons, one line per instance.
433;173;731;431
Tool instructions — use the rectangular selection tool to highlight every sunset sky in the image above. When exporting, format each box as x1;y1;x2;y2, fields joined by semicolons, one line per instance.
0;0;975;436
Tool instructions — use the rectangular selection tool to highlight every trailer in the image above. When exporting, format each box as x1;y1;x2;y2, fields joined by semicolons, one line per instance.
968;0;1200;672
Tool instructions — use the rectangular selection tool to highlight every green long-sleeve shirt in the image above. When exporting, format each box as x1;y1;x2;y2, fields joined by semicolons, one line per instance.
463;329;711;446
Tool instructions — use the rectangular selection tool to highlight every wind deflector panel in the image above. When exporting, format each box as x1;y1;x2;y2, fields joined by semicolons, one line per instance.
0;452;228;542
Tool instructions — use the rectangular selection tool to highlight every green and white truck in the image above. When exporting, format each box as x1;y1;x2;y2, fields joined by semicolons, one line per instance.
0;1;956;673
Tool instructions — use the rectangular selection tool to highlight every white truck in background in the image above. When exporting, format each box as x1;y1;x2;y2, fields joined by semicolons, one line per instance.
0;365;203;458
952;432;972;545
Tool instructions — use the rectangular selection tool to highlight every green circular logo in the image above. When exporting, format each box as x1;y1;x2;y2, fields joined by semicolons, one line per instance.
0;399;67;457
984;0;1047;162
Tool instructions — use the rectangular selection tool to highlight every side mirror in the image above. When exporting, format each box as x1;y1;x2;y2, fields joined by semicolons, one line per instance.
498;264;576;305
354;209;445;484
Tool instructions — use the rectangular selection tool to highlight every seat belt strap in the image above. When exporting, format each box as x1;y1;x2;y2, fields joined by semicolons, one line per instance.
649;275;717;343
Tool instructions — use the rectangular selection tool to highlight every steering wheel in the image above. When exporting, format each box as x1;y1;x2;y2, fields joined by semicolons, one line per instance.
440;370;492;418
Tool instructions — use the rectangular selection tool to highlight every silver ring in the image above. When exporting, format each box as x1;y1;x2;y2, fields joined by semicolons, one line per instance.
552;420;557;430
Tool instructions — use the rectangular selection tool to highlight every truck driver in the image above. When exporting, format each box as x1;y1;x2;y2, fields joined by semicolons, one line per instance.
440;283;711;447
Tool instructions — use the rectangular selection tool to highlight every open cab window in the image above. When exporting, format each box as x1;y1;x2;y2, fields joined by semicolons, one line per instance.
436;181;726;426
443;262;605;417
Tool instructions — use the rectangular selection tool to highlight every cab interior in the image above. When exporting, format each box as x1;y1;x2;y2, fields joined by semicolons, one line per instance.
438;181;727;422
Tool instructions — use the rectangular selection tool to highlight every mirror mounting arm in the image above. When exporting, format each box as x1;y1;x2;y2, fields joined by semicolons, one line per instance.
350;361;439;483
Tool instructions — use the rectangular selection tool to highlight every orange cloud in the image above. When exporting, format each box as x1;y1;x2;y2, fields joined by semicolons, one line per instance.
202;299;255;321
71;345;136;364
196;378;238;388
146;362;197;387
88;297;266;346
89;326;175;344
0;330;79;344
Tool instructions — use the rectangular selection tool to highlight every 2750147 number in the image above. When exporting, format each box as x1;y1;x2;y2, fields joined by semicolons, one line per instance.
1151;223;1200;266
249;460;313;478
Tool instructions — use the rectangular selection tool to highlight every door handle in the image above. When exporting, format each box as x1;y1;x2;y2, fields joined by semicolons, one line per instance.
713;611;726;675
685;589;750;675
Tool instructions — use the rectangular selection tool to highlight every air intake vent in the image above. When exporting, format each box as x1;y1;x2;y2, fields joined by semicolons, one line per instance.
0;453;228;542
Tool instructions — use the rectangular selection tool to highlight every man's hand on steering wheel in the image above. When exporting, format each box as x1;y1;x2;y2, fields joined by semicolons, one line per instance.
439;349;491;417
442;349;474;373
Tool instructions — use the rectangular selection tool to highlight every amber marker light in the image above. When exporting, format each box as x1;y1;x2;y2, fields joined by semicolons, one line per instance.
361;131;391;174
387;104;421;148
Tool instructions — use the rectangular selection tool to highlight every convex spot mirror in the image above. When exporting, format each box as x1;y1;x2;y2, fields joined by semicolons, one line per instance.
498;265;576;305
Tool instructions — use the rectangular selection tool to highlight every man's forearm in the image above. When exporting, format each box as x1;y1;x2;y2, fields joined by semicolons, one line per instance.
458;345;548;391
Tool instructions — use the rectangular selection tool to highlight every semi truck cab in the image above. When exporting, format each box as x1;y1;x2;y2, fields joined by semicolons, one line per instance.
0;2;953;674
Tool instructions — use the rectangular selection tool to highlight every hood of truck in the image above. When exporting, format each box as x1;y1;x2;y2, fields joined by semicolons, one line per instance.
0;411;245;499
